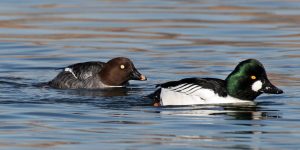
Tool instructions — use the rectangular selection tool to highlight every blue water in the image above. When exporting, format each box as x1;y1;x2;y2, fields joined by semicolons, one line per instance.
0;0;300;149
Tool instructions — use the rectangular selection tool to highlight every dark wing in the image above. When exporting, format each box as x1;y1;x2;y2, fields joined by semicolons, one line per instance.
158;77;228;97
67;61;105;80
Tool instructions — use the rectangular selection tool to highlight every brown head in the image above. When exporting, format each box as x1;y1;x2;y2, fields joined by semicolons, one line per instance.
99;57;147;86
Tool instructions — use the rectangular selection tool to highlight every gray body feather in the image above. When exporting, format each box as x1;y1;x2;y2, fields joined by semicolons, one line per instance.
48;62;110;89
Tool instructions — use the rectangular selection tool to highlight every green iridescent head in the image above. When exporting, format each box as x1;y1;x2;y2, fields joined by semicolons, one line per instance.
225;59;283;100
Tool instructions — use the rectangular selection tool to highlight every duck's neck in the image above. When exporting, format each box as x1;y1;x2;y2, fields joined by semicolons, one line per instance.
99;69;128;86
225;77;260;101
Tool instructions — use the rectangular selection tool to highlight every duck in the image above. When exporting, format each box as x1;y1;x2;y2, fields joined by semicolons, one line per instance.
149;59;283;106
48;57;147;89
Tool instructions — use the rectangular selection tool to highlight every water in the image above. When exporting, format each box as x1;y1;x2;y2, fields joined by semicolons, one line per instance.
0;0;299;149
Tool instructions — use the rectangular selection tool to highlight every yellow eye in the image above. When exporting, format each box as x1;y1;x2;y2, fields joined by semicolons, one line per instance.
251;75;256;80
120;65;125;69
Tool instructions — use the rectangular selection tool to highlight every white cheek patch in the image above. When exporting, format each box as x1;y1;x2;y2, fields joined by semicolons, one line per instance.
252;80;262;92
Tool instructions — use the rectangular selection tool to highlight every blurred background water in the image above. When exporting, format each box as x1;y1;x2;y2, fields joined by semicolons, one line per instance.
0;0;299;149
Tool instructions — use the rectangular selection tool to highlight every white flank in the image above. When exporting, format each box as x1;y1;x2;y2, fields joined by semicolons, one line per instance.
160;87;250;106
251;80;262;92
64;68;78;79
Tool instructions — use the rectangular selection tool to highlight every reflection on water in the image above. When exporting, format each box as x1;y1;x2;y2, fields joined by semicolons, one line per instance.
159;103;282;120
65;88;130;97
0;0;300;149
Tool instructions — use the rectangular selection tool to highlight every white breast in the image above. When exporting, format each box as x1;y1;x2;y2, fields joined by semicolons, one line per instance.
160;85;250;106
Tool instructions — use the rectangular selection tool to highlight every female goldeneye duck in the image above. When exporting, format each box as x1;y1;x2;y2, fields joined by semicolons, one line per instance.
48;57;147;89
149;59;283;106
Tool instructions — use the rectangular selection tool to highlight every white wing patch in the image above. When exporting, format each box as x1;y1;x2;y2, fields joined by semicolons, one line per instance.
169;84;203;95
64;68;78;79
160;84;250;106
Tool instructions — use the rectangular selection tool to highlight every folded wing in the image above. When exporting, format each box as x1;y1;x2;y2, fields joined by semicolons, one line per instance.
66;61;105;80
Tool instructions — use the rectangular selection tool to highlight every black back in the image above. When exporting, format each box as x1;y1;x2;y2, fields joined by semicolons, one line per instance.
159;78;228;97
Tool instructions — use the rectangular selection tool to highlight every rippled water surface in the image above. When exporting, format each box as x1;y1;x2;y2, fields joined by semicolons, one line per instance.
0;0;300;149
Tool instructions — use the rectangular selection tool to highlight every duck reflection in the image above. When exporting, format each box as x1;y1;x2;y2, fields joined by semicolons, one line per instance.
159;102;281;120
65;87;130;97
221;103;281;120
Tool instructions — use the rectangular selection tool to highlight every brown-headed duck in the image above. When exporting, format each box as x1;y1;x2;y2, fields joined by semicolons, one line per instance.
48;57;146;89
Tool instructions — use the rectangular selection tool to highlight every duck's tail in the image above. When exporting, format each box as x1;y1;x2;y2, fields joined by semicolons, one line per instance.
147;88;161;106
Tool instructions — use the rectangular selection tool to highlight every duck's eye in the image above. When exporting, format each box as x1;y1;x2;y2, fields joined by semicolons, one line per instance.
120;65;125;69
251;75;256;80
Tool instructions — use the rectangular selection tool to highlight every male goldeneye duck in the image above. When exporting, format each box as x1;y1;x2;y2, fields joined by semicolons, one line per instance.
48;57;147;89
149;59;283;106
